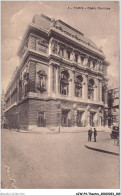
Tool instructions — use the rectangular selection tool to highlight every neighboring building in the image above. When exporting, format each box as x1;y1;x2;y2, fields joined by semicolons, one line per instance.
4;14;109;130
108;88;119;126
1;89;6;126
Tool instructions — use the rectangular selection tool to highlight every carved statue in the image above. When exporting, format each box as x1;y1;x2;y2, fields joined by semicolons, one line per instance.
63;49;67;59
86;105;90;111
57;44;60;55
51;41;55;53
70;51;75;61
73;103;77;110
83;57;88;66
51;18;57;27
77;55;81;64
90;61;93;69
95;61;99;71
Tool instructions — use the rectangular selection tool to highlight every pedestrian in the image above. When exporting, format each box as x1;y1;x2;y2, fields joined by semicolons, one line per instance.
88;127;92;141
94;128;97;142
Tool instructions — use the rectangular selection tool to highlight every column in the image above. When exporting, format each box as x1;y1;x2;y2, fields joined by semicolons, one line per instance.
97;78;100;102
48;64;52;95
73;104;77;126
48;39;54;55
82;74;88;100
94;112;98;127
69;79;72;97
48;41;51;55
77;55;81;64
104;88;108;105
55;66;59;94
99;80;102;102
86;111;90;126
94;78;98;101
96;62;99;71
70;70;75;97
63;48;67;59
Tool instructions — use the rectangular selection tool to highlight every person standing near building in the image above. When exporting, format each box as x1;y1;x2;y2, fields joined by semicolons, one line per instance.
94;128;97;142
88;127;92;141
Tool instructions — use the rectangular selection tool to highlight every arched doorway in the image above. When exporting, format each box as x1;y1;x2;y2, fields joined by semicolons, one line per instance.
61;109;70;127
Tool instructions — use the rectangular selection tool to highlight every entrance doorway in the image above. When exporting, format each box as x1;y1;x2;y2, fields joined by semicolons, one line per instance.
37;112;46;127
77;111;84;127
61;110;70;127
90;112;96;127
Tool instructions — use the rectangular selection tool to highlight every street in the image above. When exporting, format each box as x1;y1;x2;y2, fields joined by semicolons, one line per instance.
1;128;119;189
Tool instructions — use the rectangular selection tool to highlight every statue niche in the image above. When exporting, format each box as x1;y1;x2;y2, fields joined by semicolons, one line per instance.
37;70;47;93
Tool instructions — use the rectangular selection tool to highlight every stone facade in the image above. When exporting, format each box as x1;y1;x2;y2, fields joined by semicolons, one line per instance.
108;88;119;126
5;14;109;130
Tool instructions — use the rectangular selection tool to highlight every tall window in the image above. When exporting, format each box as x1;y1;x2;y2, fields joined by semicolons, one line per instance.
88;79;94;100
75;75;83;97
60;71;69;95
37;70;47;93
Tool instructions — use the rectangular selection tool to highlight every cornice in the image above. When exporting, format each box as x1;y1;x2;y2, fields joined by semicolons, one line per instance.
17;23;48;57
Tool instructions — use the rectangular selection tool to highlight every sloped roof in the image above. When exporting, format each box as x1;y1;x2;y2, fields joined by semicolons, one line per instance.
32;14;102;53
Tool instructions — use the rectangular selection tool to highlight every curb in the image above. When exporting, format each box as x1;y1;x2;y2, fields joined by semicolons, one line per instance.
85;145;119;156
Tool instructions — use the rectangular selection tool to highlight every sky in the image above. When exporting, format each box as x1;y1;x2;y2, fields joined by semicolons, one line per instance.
1;1;119;91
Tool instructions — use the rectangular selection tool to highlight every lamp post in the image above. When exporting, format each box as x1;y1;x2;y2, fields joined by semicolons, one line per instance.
57;101;62;133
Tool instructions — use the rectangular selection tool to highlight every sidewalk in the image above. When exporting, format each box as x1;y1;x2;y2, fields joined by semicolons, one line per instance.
14;126;111;134
85;138;119;156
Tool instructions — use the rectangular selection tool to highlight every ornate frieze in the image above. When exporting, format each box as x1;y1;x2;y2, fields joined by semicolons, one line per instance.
36;37;48;53
49;39;104;75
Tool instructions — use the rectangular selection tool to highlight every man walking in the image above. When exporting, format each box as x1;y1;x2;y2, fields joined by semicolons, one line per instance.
94;128;97;142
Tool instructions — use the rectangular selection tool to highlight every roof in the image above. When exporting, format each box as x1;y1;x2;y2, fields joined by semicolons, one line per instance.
17;14;104;57
32;14;101;52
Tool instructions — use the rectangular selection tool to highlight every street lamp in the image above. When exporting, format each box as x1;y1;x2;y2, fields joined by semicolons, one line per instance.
57;101;62;133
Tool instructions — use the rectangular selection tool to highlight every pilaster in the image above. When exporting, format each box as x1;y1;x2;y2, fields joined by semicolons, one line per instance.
82;73;88;100
48;64;52;95
94;78;98;101
99;80;102;102
71;69;75;97
55;65;59;94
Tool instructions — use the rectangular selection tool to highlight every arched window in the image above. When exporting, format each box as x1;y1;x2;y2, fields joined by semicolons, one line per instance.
37;70;47;93
75;75;83;97
60;71;69;95
88;79;94;100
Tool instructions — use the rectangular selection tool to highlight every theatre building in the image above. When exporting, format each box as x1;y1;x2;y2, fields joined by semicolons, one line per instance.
5;14;109;130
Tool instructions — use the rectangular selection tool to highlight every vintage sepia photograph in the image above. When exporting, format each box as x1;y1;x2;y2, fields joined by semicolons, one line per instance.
1;1;120;193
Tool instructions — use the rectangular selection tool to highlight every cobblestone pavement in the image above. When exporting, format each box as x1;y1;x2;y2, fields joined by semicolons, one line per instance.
1;129;120;189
